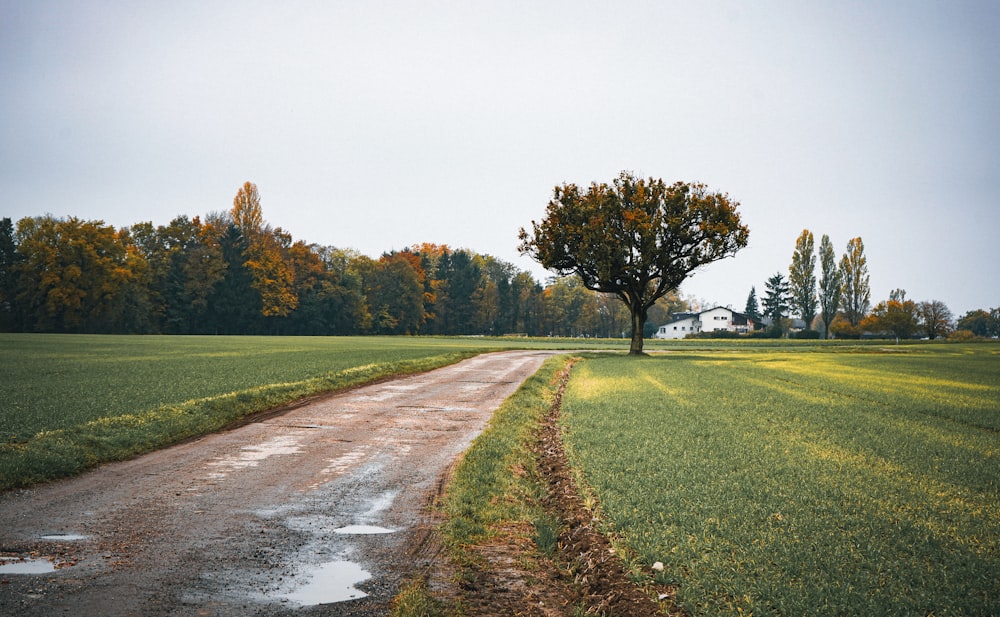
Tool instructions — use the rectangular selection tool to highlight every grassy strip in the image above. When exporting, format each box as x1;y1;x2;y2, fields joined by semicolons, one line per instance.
389;356;573;617
439;355;570;552
391;580;448;617
0;352;474;491
559;345;1000;616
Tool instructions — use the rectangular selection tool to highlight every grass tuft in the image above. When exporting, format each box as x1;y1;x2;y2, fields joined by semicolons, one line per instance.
390;580;447;617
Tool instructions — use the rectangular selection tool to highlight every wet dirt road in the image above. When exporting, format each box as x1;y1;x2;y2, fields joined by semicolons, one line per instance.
0;350;560;616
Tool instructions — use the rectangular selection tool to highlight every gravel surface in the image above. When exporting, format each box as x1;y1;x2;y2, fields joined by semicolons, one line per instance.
0;350;560;616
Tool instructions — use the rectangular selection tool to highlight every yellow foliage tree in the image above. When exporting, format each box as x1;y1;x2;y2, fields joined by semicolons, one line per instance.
230;182;298;317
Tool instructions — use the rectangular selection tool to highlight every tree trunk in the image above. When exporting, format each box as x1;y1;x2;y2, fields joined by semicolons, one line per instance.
629;306;646;355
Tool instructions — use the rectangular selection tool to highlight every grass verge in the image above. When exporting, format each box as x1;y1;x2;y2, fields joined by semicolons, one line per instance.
439;355;568;554
390;356;573;617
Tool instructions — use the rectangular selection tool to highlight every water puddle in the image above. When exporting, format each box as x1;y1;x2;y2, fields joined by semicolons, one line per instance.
39;533;88;541
334;525;395;535
0;558;56;575
205;435;303;479
284;560;370;605
362;490;397;518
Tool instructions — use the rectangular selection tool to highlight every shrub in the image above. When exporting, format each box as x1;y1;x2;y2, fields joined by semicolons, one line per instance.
791;329;821;339
948;329;978;341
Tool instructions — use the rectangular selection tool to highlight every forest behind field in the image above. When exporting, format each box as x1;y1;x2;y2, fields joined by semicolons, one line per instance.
0;183;687;337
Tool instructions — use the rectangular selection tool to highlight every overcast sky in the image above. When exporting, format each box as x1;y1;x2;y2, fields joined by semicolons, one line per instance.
2;1;998;316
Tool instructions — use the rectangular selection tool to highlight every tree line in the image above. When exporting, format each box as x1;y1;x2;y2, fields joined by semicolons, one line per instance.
0;182;684;337
743;230;997;340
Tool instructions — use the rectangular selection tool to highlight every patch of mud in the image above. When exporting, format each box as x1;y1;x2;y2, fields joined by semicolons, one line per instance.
422;361;682;616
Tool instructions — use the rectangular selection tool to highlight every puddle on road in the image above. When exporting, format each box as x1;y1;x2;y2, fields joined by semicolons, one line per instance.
363;490;397;518
284;560;371;605
205;435;303;480
334;525;395;535
39;533;89;541
0;558;56;574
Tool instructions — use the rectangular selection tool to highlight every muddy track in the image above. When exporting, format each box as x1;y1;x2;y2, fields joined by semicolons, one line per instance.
0;350;561;616
432;360;680;616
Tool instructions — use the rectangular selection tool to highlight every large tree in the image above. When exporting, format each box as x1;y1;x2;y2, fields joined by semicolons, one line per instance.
957;308;999;338
518;171;748;354
14;216;140;332
762;272;791;326
129;215;226;333
231;182;298;318
839;237;870;326
788;229;817;328
861;290;917;343
918;300;953;340
817;234;841;338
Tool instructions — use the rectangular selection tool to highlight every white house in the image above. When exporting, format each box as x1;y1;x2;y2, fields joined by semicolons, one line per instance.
654;306;756;339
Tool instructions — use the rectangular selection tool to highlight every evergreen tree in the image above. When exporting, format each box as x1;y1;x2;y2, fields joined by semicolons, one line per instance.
206;222;260;334
0;218;19;331
762;272;791;325
744;286;761;323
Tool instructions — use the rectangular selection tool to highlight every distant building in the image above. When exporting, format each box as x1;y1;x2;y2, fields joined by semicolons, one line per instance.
654;306;756;339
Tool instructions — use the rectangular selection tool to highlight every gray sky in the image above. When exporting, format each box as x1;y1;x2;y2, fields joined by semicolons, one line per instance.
2;1;998;317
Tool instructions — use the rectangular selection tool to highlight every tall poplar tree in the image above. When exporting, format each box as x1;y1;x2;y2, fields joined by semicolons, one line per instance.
839;237;870;326
788;230;817;328
817;234;841;338
231;182;298;318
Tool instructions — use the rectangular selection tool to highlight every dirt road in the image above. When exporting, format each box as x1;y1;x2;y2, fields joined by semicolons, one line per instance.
0;350;560;616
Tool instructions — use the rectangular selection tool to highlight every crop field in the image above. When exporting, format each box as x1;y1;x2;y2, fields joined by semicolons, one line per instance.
560;344;999;616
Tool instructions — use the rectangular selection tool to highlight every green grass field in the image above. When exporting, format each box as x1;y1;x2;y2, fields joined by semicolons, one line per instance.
560;344;1000;615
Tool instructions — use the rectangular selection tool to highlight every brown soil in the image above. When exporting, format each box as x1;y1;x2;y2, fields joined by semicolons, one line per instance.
423;362;684;616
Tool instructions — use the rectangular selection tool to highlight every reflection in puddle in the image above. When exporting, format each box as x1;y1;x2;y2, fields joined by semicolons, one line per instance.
40;533;88;541
0;558;56;574
285;560;370;605
334;525;395;535
205;435;303;480
363;490;397;518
